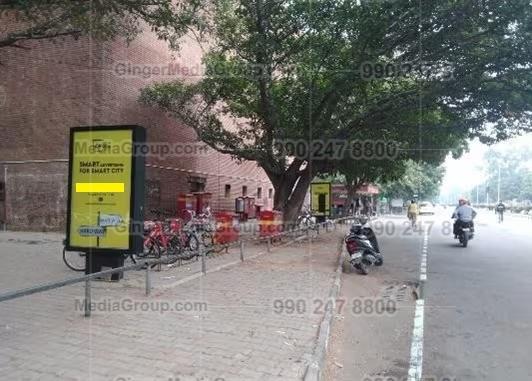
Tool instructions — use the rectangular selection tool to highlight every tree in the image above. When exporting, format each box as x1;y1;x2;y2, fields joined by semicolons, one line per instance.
0;0;205;50
475;145;532;202
140;0;532;222
379;160;446;201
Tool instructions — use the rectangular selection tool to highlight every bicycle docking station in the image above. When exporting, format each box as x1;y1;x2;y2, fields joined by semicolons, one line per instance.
65;125;146;282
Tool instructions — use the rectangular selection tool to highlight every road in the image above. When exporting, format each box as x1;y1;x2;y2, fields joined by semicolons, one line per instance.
325;208;532;381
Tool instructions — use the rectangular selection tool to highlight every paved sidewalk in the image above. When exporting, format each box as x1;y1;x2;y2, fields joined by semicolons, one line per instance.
0;229;346;381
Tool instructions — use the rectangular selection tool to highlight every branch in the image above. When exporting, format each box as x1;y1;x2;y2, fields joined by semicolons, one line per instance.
0;29;81;48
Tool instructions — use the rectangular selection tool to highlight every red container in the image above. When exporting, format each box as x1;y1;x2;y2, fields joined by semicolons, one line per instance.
214;211;239;245
193;192;212;215
259;210;283;238
177;193;195;219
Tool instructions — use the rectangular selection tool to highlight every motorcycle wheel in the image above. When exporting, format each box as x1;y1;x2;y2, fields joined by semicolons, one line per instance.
354;263;369;275
342;258;352;273
461;233;469;247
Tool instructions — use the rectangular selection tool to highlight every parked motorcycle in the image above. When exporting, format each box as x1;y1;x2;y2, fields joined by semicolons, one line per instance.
344;221;383;275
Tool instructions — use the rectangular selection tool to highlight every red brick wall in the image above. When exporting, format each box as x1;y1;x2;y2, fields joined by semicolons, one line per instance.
0;27;273;230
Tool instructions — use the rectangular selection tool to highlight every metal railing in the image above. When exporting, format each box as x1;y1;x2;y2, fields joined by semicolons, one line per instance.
0;215;358;317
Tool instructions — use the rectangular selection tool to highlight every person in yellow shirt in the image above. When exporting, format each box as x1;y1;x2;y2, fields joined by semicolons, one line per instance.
407;199;419;227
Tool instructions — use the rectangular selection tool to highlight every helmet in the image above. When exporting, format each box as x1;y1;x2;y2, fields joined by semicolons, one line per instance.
350;223;363;234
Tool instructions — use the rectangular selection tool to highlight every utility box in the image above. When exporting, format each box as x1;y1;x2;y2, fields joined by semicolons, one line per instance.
235;196;256;221
235;197;245;213
244;197;256;219
235;197;245;221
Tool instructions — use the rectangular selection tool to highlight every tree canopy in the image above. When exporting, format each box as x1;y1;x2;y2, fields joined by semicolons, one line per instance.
471;144;532;202
136;0;532;220
0;0;205;50
379;159;446;201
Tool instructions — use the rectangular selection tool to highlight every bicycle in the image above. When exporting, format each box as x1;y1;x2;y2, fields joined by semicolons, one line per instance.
140;220;176;264
192;212;216;248
166;217;201;260
408;213;418;229
137;218;200;265
62;240;86;272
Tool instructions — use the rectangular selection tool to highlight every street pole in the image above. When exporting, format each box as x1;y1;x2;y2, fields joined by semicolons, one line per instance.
497;163;501;203
3;165;7;231
476;185;479;206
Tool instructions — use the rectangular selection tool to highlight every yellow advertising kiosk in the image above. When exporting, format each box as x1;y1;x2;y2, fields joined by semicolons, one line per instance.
66;126;145;277
310;182;332;221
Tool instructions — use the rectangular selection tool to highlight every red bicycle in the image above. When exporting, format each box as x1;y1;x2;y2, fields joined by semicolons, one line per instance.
140;217;200;264
167;217;200;260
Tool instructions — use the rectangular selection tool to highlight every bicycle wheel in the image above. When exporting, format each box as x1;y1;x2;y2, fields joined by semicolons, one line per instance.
201;231;214;247
187;233;200;252
63;247;86;272
161;236;179;264
144;239;162;258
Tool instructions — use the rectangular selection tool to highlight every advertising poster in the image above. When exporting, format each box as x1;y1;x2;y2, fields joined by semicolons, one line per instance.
67;127;140;251
310;182;332;217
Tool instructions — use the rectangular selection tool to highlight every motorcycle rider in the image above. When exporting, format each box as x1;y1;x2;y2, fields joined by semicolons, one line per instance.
495;201;506;223
407;199;419;227
452;198;477;237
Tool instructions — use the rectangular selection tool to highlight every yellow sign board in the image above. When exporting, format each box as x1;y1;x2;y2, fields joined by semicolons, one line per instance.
66;126;145;252
310;182;332;217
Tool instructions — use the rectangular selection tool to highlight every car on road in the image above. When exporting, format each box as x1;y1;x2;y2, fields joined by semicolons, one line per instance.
419;201;436;215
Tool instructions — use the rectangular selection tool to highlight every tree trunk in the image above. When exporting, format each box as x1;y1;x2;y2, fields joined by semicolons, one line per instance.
345;177;363;215
280;168;312;225
346;183;357;214
267;162;312;226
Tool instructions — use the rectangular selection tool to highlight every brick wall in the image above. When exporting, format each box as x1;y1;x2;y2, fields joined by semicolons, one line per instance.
0;27;273;231
2;162;68;231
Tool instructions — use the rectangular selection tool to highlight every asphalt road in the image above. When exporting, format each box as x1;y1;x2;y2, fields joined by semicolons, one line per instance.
325;209;532;381
424;209;532;380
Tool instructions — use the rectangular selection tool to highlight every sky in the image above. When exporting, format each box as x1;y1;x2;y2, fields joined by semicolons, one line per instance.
439;133;532;201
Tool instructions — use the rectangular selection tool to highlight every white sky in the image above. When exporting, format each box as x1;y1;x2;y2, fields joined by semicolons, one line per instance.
440;133;532;198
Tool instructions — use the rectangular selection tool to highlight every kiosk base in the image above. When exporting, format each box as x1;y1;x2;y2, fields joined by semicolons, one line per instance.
85;252;125;281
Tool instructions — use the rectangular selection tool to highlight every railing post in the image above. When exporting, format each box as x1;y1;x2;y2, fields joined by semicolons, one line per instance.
201;245;206;274
84;278;91;318
267;237;271;252
145;264;151;296
239;240;244;262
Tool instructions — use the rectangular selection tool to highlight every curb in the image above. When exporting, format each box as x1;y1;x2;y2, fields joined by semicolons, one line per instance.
303;235;345;381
